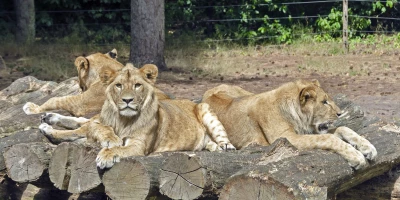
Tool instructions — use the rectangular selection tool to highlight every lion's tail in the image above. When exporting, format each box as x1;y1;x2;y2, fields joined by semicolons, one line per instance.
196;103;231;147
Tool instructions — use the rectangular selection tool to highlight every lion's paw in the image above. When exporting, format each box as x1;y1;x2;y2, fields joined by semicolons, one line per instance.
96;148;120;169
347;148;367;170
41;113;60;125
218;143;236;151
357;142;377;161
39;123;54;137
100;135;123;148
23;102;40;115
205;141;219;152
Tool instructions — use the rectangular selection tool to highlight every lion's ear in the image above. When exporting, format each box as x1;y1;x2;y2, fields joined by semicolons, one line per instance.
299;86;317;106
140;64;158;85
106;49;118;59
75;56;89;71
99;66;118;85
311;79;320;87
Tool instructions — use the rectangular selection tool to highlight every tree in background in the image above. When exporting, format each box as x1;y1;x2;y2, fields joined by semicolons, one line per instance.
130;0;166;71
14;0;35;45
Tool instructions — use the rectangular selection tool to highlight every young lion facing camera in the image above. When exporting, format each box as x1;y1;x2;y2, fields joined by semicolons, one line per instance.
39;64;235;169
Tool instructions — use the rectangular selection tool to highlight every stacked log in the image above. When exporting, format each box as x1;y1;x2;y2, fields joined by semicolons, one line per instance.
4;142;55;187
48;142;102;193
1;125;400;200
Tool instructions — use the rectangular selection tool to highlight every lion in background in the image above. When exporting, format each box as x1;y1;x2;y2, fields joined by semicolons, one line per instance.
22;49;168;129
39;64;235;169
202;80;377;169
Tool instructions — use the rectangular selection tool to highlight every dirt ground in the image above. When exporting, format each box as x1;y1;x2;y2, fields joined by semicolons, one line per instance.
1;52;399;124
156;53;400;124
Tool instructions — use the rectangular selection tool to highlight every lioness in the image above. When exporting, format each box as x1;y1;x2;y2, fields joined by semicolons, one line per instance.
23;49;168;129
202;80;377;169
23;49;123;117
39;64;235;169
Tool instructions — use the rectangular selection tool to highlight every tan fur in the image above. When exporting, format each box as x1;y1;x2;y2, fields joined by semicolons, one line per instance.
202;80;377;169
39;64;235;169
23;49;168;117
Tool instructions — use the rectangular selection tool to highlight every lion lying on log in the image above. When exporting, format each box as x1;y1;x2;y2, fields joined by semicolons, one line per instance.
38;64;235;169
202;80;377;169
23;49;168;119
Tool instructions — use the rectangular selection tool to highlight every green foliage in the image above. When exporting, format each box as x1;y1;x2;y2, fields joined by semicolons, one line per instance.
0;0;398;44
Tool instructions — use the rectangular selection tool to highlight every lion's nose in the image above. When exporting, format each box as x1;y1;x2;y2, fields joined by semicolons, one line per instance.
122;98;133;104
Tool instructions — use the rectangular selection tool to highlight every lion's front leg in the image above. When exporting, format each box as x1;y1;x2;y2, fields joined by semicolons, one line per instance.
96;139;146;169
332;126;377;160
87;118;122;148
39;122;88;142
41;112;89;129
285;133;368;170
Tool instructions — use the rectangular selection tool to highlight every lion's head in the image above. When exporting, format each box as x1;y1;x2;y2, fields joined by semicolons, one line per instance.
74;49;123;92
100;63;158;117
297;80;342;134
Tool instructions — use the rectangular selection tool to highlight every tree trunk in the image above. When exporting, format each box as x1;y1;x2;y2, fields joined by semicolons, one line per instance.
13;0;35;45
130;0;166;70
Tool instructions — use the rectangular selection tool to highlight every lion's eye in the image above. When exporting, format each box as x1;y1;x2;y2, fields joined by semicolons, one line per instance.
135;83;142;89
322;100;328;105
115;83;122;88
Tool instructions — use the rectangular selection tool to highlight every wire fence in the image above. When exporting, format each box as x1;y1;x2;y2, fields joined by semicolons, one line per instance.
1;0;399;45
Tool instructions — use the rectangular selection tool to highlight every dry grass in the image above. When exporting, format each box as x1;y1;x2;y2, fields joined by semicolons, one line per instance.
164;35;400;81
1;34;400;85
0;43;130;82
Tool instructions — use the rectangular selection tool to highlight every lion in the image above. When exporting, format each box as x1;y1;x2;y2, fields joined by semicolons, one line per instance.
23;49;123;118
202;80;377;169
38;63;235;169
22;49;169;129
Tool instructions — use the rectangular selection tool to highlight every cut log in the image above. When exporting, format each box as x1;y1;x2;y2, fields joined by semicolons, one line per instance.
0;130;49;172
158;139;299;199
102;155;167;200
159;153;207;200
220;124;400;199
4;142;55;187
48;142;102;193
103;158;151;200
101;139;297;200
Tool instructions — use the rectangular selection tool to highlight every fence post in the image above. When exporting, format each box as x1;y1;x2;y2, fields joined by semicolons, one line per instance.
342;0;349;53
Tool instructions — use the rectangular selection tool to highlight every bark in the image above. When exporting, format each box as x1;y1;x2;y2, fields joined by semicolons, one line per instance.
48;142;102;194
337;165;400;199
13;0;35;45
130;0;166;70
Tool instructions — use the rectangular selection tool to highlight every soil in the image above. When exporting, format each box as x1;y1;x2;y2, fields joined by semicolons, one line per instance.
1;53;399;124
156;53;400;124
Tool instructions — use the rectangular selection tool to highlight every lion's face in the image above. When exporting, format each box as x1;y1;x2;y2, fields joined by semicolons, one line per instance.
103;64;158;117
75;49;123;92
299;80;342;134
